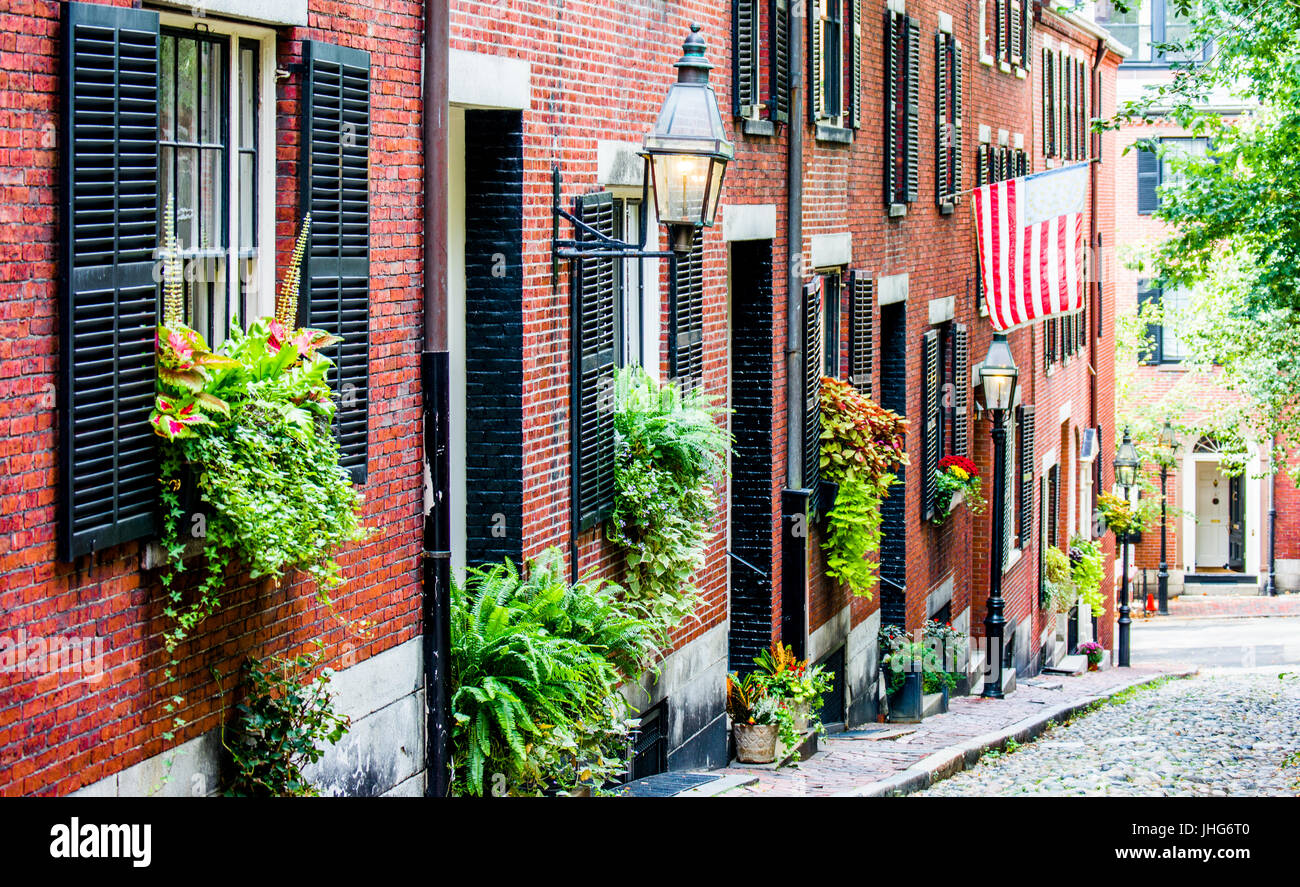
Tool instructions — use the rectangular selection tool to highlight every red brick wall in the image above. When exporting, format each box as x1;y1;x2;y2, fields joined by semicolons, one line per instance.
0;0;425;796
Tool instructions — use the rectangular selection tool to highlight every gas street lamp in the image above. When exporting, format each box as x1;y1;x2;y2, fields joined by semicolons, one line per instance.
979;334;1019;699
552;24;734;263
1113;427;1140;666
1155;420;1177;616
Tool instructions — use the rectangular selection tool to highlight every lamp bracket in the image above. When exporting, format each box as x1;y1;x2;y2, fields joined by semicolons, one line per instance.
550;165;678;267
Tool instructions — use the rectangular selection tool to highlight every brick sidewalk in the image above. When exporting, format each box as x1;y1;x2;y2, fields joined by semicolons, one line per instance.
711;664;1194;797
1163;594;1300;619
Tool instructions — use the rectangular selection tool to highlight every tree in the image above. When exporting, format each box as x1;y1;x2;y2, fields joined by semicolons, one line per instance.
1106;0;1300;483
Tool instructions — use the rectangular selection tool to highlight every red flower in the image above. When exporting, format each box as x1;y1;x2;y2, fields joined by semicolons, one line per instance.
938;455;979;478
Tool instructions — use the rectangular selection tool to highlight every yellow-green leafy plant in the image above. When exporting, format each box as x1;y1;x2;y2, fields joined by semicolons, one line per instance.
818;377;909;597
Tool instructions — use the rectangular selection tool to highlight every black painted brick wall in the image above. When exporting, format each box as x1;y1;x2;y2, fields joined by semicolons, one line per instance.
463;110;525;568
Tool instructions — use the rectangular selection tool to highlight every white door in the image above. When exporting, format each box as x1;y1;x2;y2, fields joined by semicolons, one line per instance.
1195;464;1229;568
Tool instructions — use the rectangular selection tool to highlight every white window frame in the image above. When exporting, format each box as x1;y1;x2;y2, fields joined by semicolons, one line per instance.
609;187;661;378
159;11;278;327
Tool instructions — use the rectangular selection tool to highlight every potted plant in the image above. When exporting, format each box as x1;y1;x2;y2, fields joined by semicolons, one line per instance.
726;672;782;764
1077;641;1105;671
753;644;834;737
923;619;969;696
930;455;987;525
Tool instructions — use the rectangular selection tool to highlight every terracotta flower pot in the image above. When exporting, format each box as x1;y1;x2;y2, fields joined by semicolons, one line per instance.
733;722;779;763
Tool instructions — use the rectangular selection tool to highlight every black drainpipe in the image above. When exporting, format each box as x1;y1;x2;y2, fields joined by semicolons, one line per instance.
422;0;452;798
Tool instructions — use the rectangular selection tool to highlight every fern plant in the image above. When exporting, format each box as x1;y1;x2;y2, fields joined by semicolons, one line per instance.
448;549;656;796
607;366;730;640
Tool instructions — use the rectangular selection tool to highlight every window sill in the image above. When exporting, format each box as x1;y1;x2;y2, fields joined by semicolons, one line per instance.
741;118;776;138
1003;547;1023;575
889;203;908;219
814;124;853;145
938;201;955;216
999;61;1012;74
141;536;205;571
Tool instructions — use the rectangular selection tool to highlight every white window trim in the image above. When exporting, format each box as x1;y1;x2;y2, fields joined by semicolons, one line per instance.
159;11;277;323
608;185;661;380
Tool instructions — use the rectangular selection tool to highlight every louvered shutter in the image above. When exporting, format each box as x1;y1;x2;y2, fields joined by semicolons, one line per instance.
850;0;863;129
1043;48;1054;156
809;0;825;123
975;144;989;187
884;10;899;205
771;0;792;123
921;330;939;521
849;271;873;393
1019;404;1035;548
1137;280;1163;364
734;0;761;117
935;31;949;205
1020;0;1032;69
1003;409;1015;567
804;278;823;505
1064;307;1075;354
1009;0;1021;66
58;2;160;560
995;0;1005;64
953;324;969;458
671;235;705;386
1016;148;1028;177
572;192;617;530
905;16;920;203
952;40;963;197
301;40;371;484
1136;142;1160;214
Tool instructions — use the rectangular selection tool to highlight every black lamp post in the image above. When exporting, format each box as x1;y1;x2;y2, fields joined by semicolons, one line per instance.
1113;427;1141;668
1155;420;1177;616
979;334;1019;699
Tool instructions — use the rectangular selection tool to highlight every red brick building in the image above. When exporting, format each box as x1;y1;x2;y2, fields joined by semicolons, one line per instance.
1;0;1125;795
1;0;427;796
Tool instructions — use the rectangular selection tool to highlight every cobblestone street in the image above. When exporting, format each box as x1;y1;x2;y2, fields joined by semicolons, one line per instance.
914;670;1300;796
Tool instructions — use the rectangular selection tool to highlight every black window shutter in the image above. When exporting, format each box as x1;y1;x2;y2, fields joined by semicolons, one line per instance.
975;144;989;187
670;234;705;386
1043;48;1054;156
849;270;873;393
995;0;1006;63
804;278;823;504
953;323;969;458
572;191;617;531
1019;404;1035;548
809;0;825;123
921;329;939;521
1003;409;1015;566
905;16;920;203
770;0;792;123
58;1;160;561
1064;306;1075;354
850;0;863;129
1020;0;1031;69
734;0;760;117
935;31;949;205
952;40;963;197
1137;279;1163;364
1009;0;1021;66
1137;143;1161;214
884;10;899;205
301;40;371;485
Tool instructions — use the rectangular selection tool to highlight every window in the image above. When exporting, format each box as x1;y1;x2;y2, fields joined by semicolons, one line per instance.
1096;0;1207;65
885;6;919;210
921;323;967;518
734;0;794;124
810;0;862;128
158;19;275;343
990;0;1030;71
1137;137;1209;214
1137;279;1194;364
935;26;963;211
822;271;842;377
612;197;659;371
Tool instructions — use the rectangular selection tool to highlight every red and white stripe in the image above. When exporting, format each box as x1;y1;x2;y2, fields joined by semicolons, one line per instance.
973;177;1085;332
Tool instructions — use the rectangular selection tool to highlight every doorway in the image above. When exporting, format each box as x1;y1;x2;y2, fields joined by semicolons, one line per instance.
878;301;907;626
1194;462;1240;570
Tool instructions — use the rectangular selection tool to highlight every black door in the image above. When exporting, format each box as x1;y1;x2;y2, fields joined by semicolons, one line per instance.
1228;473;1245;571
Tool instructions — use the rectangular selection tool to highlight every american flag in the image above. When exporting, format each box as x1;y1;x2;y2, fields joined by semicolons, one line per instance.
973;162;1089;332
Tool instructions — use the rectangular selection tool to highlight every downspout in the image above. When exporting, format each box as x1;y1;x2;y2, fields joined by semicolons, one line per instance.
422;0;452;798
1089;37;1107;446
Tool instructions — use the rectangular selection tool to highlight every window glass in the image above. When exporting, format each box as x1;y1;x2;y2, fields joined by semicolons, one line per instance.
1161;285;1193;362
822;272;841;377
1096;0;1151;61
1160;137;1209;191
